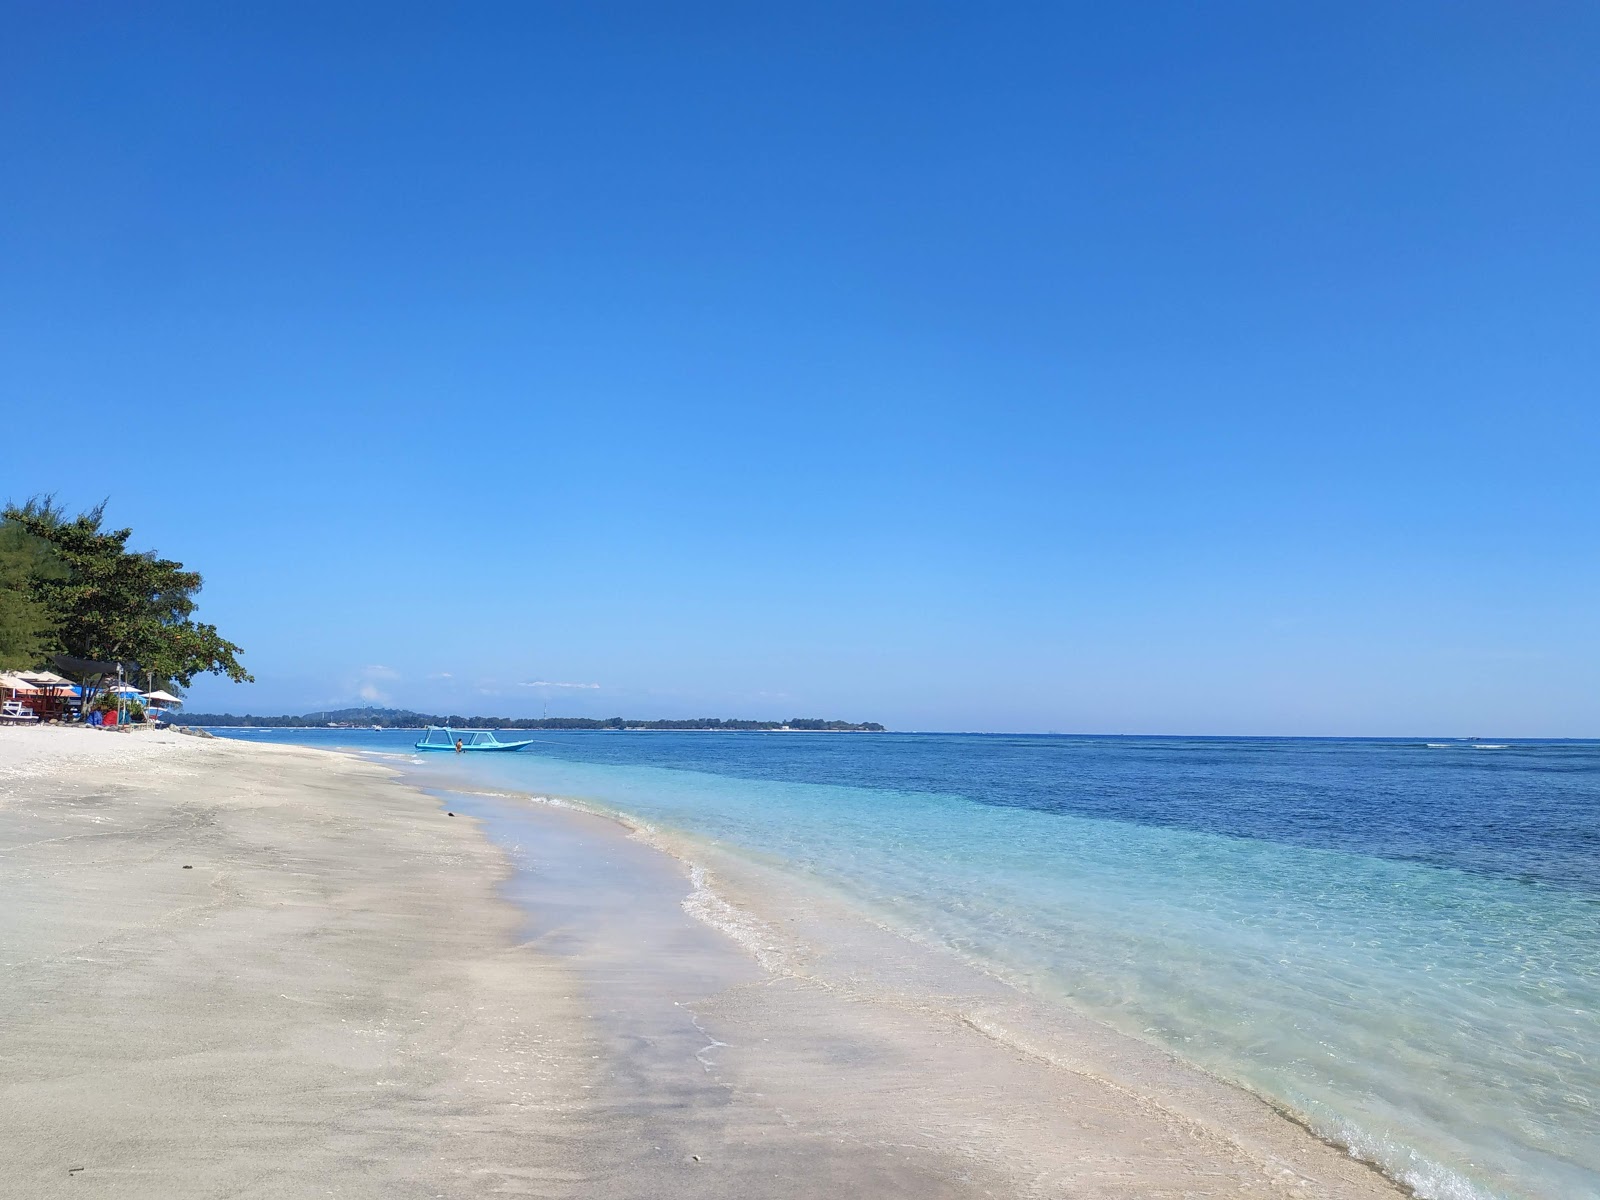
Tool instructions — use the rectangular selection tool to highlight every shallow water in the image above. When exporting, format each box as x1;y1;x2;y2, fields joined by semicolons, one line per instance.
229;730;1600;1200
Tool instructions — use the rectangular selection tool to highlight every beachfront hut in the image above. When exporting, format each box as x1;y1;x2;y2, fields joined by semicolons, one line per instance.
1;673;42;723
9;671;78;721
1;673;41;706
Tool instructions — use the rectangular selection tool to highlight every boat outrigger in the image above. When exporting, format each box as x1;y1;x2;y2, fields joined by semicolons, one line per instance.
415;726;535;753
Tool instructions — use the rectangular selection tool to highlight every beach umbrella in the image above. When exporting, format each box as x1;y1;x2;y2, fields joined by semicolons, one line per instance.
143;690;183;705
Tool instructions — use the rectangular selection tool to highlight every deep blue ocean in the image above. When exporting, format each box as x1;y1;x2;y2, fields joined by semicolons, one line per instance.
225;729;1600;1200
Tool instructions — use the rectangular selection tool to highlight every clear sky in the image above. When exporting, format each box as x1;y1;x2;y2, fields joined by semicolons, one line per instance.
3;3;1597;735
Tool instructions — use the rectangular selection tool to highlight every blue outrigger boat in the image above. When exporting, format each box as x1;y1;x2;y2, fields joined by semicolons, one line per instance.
415;725;535;752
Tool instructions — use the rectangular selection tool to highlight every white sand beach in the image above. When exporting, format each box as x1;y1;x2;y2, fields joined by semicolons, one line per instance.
0;727;1405;1199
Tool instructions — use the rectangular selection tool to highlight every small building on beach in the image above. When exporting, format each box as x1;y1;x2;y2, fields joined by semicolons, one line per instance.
0;672;82;722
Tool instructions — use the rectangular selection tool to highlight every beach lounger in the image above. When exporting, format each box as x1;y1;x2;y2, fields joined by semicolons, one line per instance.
2;700;39;725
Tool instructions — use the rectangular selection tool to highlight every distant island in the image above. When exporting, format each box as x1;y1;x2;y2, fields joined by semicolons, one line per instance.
171;706;886;732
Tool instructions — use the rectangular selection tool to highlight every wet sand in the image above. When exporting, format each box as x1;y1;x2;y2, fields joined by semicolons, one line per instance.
0;728;1404;1198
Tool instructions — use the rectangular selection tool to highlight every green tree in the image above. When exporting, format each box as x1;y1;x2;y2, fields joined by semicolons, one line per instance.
0;518;68;669
2;497;253;687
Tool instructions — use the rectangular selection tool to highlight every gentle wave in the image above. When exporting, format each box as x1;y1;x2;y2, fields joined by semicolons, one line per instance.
429;777;1528;1200
226;729;1600;1199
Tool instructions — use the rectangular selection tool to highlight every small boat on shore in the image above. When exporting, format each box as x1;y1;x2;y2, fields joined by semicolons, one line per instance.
414;725;534;753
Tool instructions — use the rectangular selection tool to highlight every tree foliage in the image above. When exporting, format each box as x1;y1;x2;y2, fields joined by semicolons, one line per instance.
1;497;252;687
0;519;69;669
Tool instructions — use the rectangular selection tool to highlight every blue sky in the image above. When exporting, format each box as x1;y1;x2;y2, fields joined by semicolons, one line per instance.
3;3;1597;734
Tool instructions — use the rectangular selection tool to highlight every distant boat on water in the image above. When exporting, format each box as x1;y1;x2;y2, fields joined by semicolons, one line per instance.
414;726;534;753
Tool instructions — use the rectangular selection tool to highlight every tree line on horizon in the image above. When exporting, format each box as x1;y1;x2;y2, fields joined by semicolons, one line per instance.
0;497;251;689
171;706;886;732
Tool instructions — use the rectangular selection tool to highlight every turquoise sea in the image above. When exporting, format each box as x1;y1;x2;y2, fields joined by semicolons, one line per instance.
226;729;1599;1200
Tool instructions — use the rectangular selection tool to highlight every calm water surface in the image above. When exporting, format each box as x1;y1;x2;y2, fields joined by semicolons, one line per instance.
227;730;1600;1200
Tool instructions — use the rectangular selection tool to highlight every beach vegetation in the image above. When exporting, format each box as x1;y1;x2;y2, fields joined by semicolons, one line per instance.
0;518;69;670
88;691;146;720
1;497;253;687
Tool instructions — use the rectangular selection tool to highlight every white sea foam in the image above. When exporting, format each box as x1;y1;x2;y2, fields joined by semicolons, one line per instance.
680;863;792;974
457;780;800;976
388;740;1600;1199
1326;1116;1496;1200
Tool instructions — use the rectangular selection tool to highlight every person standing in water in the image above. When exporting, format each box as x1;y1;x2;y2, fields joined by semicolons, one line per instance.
454;737;464;754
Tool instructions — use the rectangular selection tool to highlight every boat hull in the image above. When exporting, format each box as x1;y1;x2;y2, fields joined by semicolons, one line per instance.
414;740;534;752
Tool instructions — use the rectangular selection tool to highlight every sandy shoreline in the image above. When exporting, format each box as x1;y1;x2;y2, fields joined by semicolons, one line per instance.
0;727;599;1199
0;727;1405;1198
